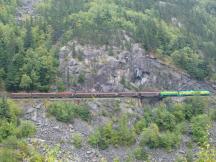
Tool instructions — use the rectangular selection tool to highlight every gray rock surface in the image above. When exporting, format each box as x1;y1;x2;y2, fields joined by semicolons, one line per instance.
59;41;216;93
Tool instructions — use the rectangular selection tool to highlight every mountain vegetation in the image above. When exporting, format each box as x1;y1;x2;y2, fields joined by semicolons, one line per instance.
0;0;216;161
0;0;216;92
0;98;39;161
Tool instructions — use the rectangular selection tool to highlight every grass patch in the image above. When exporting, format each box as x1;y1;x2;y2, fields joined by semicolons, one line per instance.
72;133;83;149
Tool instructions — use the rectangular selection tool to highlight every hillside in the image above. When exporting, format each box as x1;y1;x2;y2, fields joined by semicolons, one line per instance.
0;0;216;92
0;0;216;162
2;96;216;162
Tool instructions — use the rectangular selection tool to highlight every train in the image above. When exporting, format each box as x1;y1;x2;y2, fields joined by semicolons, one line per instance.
8;91;160;99
160;90;210;97
6;90;210;99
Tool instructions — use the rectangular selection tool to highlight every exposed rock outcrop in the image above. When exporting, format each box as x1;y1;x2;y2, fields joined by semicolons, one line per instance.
59;41;215;93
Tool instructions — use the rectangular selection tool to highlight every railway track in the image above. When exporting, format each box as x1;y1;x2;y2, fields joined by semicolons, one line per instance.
0;90;211;99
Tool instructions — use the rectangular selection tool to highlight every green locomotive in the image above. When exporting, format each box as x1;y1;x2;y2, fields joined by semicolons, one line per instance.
160;90;210;97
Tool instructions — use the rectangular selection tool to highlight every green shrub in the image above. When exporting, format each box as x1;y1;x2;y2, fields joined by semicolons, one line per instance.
171;47;209;80
143;107;154;125
134;118;147;134
88;129;100;148
74;105;91;121
0;148;18;162
139;121;182;150
0;100;35;141
152;106;177;131
88;129;109;150
140;123;160;148
0;136;21;162
196;144;216;162
72;133;83;149
113;157;120;162
175;122;187;134
0;98;45;161
0;120;16;142
16;121;36;138
184;97;207;120
0;98;11;122
183;104;193;120
133;147;148;161
186;149;193;162
48;102;76;122
48;102;91;122
159;131;181;150
0;136;44;162
0;98;21;123
110;130;121;147
191;115;211;144
88;115;136;149
115;115;136;146
170;103;186;122
101;122;113;144
210;109;216;121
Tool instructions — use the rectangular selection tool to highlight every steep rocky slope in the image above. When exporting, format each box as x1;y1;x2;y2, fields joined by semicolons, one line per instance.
17;97;216;162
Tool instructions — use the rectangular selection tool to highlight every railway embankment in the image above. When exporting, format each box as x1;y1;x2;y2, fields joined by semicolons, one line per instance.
15;96;216;162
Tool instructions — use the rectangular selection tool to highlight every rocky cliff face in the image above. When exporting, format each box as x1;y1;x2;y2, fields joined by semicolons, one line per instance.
59;40;215;92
